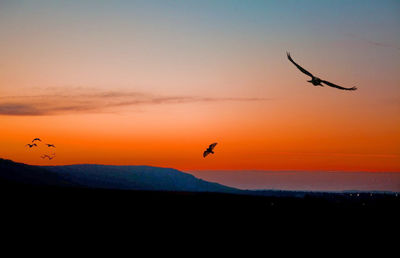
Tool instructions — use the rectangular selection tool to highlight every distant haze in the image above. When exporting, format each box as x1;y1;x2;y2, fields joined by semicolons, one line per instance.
189;170;400;192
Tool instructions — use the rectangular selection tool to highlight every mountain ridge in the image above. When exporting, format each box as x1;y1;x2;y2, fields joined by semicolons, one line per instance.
0;158;239;193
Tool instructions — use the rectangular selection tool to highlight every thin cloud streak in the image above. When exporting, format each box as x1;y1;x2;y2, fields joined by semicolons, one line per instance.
258;151;400;159
345;33;400;51
363;39;400;51
0;90;269;116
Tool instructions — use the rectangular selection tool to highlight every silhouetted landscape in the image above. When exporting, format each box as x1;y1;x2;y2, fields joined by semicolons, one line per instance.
1;1;400;222
1;158;398;211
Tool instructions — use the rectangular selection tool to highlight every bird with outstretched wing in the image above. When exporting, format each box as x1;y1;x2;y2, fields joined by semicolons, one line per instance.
203;143;217;158
287;52;357;91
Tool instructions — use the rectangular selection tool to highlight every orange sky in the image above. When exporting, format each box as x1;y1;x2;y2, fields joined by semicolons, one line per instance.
0;1;399;172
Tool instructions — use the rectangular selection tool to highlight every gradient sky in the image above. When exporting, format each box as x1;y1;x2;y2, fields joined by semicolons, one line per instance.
1;1;399;177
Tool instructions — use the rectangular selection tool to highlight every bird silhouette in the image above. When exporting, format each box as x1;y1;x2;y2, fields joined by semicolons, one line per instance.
203;143;218;158
287;52;357;91
46;144;56;148
41;154;55;160
25;143;37;148
32;138;41;143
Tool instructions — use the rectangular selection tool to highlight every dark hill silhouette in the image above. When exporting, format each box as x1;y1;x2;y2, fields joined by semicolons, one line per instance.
44;164;239;193
0;158;238;193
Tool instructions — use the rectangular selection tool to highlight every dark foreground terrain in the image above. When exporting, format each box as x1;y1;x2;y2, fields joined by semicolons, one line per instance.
1;181;399;213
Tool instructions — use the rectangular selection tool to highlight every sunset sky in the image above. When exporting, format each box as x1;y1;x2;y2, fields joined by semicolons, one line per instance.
1;0;399;177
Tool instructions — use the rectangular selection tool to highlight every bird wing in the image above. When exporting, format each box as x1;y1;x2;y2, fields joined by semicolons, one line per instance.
209;142;217;150
287;52;314;78
203;151;209;158
321;80;357;91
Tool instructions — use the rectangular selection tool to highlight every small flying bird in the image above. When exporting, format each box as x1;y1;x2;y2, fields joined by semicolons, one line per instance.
41;154;55;160
287;52;357;91
32;138;42;143
203;143;218;158
25;143;37;148
46;144;56;148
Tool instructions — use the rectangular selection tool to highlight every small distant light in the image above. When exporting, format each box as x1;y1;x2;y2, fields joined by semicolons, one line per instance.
370;193;373;197
357;194;360;197
350;194;353;196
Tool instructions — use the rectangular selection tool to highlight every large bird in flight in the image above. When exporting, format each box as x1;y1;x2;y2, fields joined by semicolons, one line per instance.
203;143;217;158
25;143;37;148
287;52;357;91
45;144;56;148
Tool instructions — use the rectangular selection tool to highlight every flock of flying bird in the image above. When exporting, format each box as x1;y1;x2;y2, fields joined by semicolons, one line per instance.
24;52;357;160
25;138;56;160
